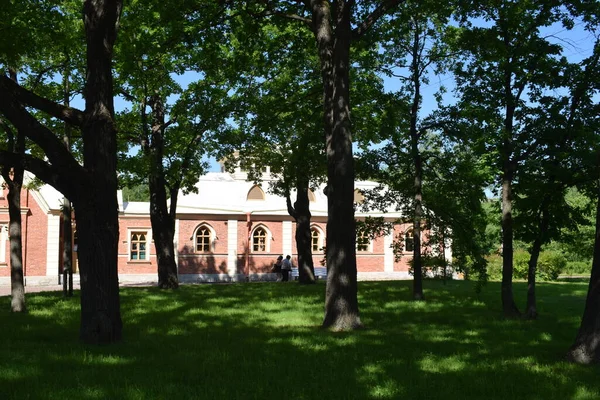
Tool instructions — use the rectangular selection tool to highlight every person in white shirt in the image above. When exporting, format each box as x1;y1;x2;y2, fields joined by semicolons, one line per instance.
281;255;292;282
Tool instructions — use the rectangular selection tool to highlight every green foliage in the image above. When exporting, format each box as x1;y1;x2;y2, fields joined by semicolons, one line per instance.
121;184;150;202
487;250;565;282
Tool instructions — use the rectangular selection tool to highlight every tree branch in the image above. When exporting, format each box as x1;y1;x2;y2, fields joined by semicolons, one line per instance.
0;84;82;174
0;150;77;200
352;0;404;40
0;75;85;127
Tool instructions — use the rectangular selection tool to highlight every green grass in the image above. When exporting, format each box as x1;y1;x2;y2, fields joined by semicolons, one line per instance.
1;280;599;399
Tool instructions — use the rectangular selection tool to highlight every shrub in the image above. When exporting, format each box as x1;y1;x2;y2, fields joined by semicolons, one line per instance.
562;260;590;276
485;250;566;282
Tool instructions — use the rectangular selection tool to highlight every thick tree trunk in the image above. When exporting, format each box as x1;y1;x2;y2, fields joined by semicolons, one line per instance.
294;179;316;284
77;0;123;344
566;180;600;364
150;177;179;289
4;168;26;313
525;202;549;320
312;0;361;330
147;95;179;289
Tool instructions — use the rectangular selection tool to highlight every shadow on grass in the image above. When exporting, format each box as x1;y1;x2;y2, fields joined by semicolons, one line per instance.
0;280;598;399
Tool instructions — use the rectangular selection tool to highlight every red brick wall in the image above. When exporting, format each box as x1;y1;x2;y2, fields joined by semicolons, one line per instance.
394;223;414;272
243;219;283;273
0;188;49;278
117;218;157;274
177;218;228;274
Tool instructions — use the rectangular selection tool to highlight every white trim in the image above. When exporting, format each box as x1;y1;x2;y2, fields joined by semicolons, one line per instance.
227;219;237;275
283;220;292;257
46;214;61;277
384;229;394;273
30;190;50;214
0;224;7;263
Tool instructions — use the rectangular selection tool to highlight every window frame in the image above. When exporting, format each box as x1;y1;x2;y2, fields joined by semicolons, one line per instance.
310;226;324;253
194;224;214;253
251;226;270;253
405;230;415;252
128;229;151;261
356;231;372;252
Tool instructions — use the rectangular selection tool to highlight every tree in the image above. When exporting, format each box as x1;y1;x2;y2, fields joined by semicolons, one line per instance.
239;0;404;330
366;0;457;300
0;0;124;343
452;0;575;317
0;71;26;312
565;36;600;364
116;0;232;289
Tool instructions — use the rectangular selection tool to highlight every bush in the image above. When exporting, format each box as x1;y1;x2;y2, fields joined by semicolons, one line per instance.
563;260;591;276
485;250;566;282
537;251;565;281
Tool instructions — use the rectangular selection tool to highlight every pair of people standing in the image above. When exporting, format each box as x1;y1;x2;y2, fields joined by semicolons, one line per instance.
273;255;292;282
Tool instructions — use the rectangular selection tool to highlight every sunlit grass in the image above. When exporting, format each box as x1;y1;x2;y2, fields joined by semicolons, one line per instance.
0;279;599;399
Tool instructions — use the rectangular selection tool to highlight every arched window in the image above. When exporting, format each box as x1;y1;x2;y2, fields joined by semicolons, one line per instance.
247;185;265;201
357;231;370;252
195;225;213;252
252;227;268;252
130;231;148;260
311;227;322;252
308;189;316;202
405;230;414;252
354;189;365;204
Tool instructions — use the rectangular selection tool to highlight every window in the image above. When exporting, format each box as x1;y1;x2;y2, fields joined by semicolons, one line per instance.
247;185;265;201
405;230;414;252
311;228;320;252
357;231;370;252
354;189;365;204
130;231;148;260
195;226;212;252
252;227;268;252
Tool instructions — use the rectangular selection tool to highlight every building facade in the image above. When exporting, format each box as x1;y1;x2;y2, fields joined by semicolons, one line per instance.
0;170;441;286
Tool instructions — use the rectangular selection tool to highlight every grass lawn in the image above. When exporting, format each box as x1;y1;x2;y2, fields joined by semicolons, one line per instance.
1;279;599;400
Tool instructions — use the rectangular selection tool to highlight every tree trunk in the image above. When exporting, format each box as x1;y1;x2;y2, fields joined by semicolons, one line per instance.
500;167;520;317
150;176;179;289
294;179;316;284
62;199;73;298
3;167;26;313
566;180;600;364
525;200;550;320
409;27;424;300
77;0;123;344
2;71;26;313
62;58;73;298
147;95;179;289
311;0;361;330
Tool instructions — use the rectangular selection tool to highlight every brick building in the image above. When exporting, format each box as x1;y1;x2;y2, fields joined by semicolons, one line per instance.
0;168;444;286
